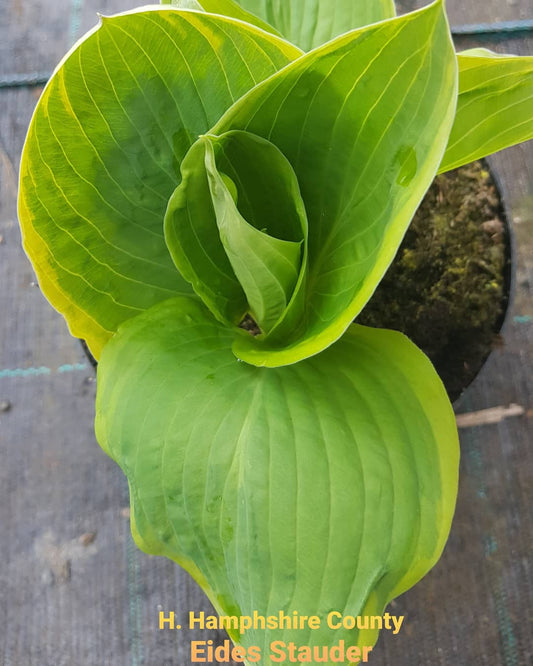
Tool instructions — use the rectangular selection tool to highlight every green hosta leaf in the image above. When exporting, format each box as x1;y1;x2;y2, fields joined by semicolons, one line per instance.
439;48;533;173
234;0;397;51
166;0;284;37
95;295;459;657
166;130;308;333
18;7;300;358
209;0;457;367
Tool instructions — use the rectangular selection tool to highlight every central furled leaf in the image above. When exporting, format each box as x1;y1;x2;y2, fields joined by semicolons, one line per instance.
205;135;305;333
95;296;459;660
166;130;308;333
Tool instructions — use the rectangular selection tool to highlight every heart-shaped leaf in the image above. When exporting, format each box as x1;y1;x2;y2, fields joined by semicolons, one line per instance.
439;48;533;173
95;295;459;657
18;7;300;358
207;0;457;366
233;0;397;50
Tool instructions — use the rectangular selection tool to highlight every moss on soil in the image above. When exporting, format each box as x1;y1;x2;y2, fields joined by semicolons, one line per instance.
358;161;510;402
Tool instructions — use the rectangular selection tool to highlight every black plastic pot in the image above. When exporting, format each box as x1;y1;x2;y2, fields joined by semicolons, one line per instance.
358;159;514;403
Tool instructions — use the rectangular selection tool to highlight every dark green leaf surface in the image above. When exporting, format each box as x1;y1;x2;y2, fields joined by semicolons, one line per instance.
18;7;300;357
234;0;396;50
95;295;459;658
439;48;533;173
210;0;457;366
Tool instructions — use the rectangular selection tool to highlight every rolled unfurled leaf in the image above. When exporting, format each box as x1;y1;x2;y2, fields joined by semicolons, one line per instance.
204;136;304;334
166;131;309;334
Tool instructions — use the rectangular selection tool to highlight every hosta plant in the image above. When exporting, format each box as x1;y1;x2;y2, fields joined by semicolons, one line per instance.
18;0;533;661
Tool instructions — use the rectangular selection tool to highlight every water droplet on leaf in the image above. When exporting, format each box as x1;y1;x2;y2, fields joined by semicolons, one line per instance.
395;146;418;187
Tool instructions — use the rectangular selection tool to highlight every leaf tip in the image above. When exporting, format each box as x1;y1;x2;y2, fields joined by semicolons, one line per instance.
97;13;112;26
